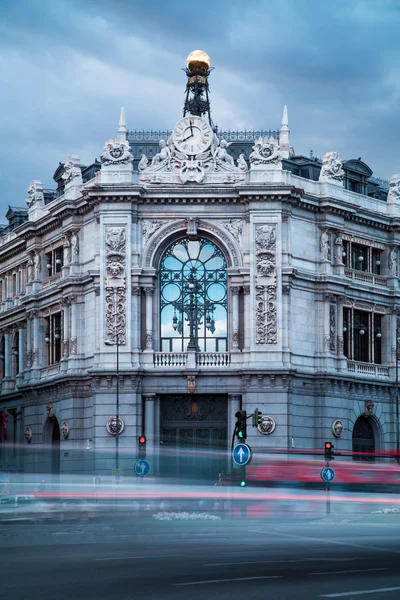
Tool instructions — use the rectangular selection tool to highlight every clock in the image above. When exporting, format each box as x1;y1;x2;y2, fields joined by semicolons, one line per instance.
172;116;212;155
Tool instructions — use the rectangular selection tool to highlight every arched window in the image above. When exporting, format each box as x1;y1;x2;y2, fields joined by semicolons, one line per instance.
160;238;227;352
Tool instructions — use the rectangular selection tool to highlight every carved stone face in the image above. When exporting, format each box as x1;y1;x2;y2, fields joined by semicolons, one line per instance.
107;262;125;278
110;146;124;159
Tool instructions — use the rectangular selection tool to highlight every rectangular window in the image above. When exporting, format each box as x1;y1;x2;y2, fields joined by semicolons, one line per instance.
44;247;64;277
343;308;382;364
45;312;63;364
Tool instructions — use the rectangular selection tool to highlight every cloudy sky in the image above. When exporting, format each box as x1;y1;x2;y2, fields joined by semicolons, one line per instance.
0;0;399;216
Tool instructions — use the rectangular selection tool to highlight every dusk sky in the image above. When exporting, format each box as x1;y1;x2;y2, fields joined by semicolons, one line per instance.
0;0;399;217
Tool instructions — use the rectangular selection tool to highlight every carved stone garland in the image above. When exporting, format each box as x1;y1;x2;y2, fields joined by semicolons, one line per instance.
255;225;277;344
105;227;126;344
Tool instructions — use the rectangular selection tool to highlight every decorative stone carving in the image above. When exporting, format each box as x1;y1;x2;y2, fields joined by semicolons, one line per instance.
320;229;331;262
237;154;248;171
257;416;276;435
332;419;344;438
100;138;133;166
249;136;282;166
27;252;35;282
389;247;398;277
334;233;343;265
329;305;336;352
139;131;246;185
62;339;69;358
61;421;69;439
34;251;41;280
25;349;33;368
187;375;196;394
24;426;32;444
46;402;54;418
185;217;199;238
364;400;374;416
151;139;171;168
71;232;79;264
387;174;400;202
106;416;125;436
142;220;164;242
138;154;149;171
255;225;277;345
105;227;126;345
69;337;77;355
319;152;344;183
62;155;82;186
219;219;243;242
26;180;44;208
63;234;71;265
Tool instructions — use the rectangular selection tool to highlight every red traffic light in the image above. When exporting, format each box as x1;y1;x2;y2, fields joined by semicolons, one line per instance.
325;442;333;450
139;436;146;444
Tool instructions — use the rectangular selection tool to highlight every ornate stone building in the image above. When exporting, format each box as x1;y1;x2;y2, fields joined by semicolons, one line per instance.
0;51;399;482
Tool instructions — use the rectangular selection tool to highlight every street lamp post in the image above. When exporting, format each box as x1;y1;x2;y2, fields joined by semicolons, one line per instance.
105;332;120;470
172;268;215;352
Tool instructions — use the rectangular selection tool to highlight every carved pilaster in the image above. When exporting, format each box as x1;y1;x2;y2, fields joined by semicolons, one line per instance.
105;227;126;344
255;224;277;345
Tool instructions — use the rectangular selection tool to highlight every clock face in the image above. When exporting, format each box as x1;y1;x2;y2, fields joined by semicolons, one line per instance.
173;116;212;155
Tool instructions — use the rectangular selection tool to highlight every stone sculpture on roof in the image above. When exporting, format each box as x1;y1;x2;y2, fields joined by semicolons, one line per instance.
319;151;344;183
26;180;45;208
249;135;282;167
387;174;400;202
139;115;247;185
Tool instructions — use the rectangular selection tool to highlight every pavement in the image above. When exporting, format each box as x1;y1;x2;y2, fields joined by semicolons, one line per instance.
2;514;400;600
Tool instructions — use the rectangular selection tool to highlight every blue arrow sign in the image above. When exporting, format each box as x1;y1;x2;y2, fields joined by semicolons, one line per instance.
135;460;150;477
232;443;252;466
321;466;335;483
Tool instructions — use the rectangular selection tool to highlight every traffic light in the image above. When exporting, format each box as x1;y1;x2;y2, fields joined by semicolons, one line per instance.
138;435;146;459
252;408;263;428
324;441;335;461
235;410;247;440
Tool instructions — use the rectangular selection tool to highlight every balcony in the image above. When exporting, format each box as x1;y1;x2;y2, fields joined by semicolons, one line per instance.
40;364;61;379
42;273;61;289
153;352;231;368
347;360;389;378
344;268;387;287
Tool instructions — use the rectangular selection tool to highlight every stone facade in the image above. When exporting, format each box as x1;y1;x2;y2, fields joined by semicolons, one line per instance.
0;103;398;482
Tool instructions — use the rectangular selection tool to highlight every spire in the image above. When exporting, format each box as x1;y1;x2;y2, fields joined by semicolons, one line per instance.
279;105;290;158
281;105;288;128
117;107;127;141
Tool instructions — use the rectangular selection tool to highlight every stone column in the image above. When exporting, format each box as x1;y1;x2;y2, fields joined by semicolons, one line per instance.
144;394;156;456
3;331;11;378
337;297;344;356
231;287;240;350
243;285;251;351
131;286;141;353
18;325;25;374
32;311;40;367
144;287;154;351
62;300;70;358
69;297;77;355
282;285;291;366
26;315;32;369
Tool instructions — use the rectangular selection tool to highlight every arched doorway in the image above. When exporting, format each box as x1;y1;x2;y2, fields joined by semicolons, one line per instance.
352;416;375;462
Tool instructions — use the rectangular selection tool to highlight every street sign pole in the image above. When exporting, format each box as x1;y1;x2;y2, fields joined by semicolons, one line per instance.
326;459;331;516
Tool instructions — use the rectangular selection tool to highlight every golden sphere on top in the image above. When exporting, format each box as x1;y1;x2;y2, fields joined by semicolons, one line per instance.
186;50;211;73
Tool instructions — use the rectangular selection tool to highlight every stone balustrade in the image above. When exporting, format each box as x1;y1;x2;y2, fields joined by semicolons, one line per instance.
347;360;389;378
